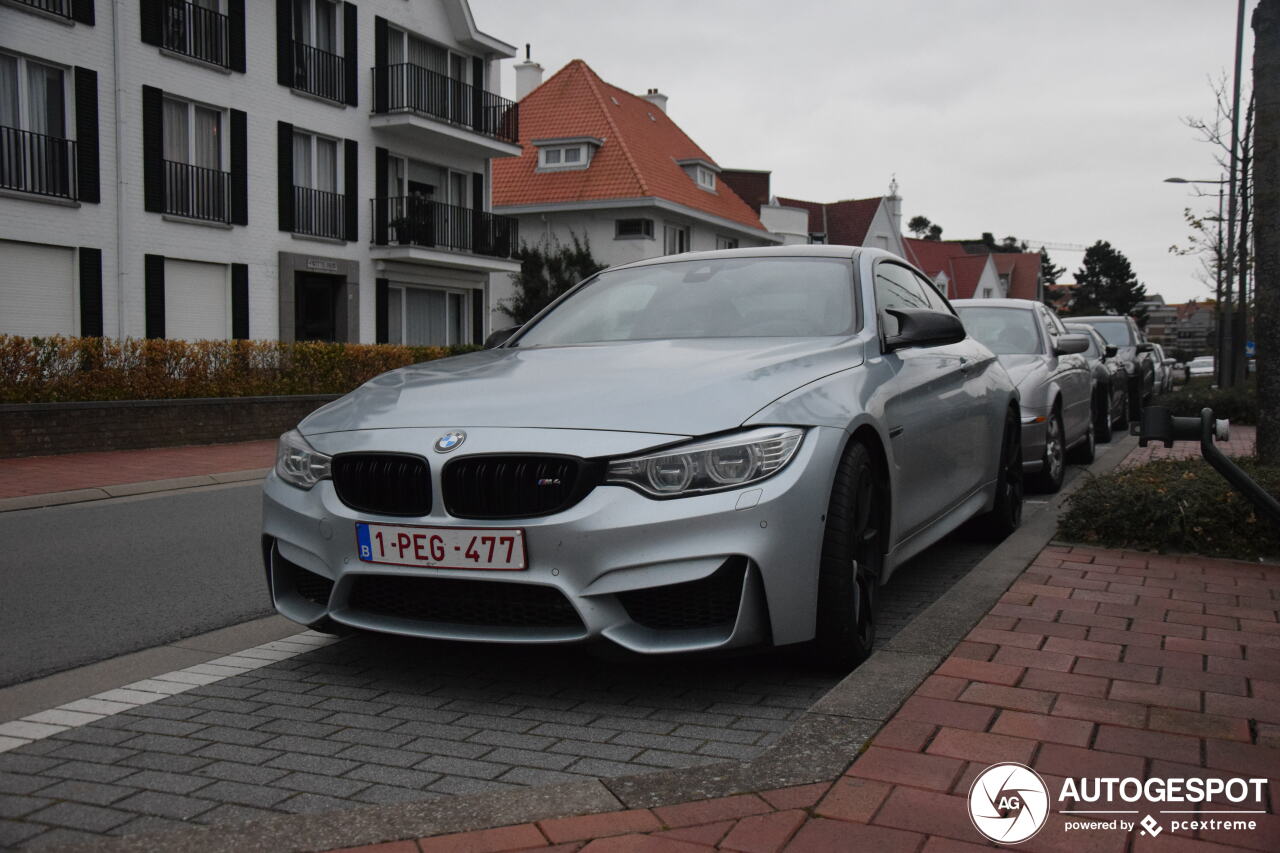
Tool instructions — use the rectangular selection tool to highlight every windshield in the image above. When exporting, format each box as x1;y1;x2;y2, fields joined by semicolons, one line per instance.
1076;319;1133;347
953;306;1043;355
512;257;856;347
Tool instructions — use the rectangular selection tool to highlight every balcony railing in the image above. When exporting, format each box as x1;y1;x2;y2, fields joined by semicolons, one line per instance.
291;41;345;102
11;0;72;18
372;64;519;145
372;196;518;259
294;185;345;240
163;159;230;222
162;0;230;68
0;126;77;200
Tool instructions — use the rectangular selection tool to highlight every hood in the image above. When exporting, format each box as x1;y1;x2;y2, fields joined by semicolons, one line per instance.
299;337;866;438
995;354;1046;390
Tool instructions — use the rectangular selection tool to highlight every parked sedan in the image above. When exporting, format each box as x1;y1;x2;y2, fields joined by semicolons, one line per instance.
1064;323;1128;442
263;246;1023;669
953;299;1093;493
1152;344;1176;393
1189;355;1216;377
1067;315;1156;417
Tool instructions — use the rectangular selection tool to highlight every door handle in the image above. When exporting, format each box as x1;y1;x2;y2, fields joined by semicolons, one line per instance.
959;356;971;374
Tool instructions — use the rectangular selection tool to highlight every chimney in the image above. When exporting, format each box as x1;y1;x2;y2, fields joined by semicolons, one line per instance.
885;175;902;241
641;88;668;113
514;44;543;100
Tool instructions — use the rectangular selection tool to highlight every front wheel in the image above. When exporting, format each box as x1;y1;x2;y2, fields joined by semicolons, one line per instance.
1112;386;1129;430
813;441;884;670
1029;410;1066;494
1095;388;1113;443
974;407;1024;540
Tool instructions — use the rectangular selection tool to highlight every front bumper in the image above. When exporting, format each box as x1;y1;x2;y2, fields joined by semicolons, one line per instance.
1019;413;1049;473
261;425;845;654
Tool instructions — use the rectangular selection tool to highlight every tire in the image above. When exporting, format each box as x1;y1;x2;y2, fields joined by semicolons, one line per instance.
1095;388;1113;443
1068;407;1096;464
813;441;884;671
1112;386;1129;430
1128;378;1143;420
974;407;1024;540
1029;409;1066;494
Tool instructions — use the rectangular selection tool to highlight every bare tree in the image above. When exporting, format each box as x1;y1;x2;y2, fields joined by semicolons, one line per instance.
1254;0;1278;465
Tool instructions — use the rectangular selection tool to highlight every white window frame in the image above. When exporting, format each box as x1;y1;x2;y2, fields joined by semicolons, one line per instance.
538;144;589;170
387;283;473;346
292;128;342;192
616;218;654;240
663;222;690;255
715;235;738;250
694;165;715;190
162;95;228;170
0;51;69;138
387;26;470;82
293;0;341;53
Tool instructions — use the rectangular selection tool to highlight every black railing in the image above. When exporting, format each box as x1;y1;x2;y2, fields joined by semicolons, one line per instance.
373;64;519;144
292;41;345;102
162;0;230;68
0;126;77;200
293;185;345;240
11;0;72;17
163;159;230;222
372;196;518;258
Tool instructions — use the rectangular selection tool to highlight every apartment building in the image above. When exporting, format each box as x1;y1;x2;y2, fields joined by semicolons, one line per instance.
0;0;521;346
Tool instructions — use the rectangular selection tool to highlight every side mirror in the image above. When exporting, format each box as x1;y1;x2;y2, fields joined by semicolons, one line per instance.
484;326;520;348
1104;345;1119;359
883;308;966;352
1055;334;1089;356
1137;342;1155;353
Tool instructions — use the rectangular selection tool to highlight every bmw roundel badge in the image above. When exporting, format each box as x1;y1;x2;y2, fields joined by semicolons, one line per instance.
434;431;466;453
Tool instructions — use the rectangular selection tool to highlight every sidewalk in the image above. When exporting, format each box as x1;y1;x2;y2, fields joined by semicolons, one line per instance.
1120;424;1256;468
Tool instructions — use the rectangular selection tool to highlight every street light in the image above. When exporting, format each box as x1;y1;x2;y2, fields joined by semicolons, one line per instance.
1164;176;1228;381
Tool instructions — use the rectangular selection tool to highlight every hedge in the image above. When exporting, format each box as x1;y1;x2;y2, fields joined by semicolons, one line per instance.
0;336;478;404
1058;457;1280;561
1151;379;1257;425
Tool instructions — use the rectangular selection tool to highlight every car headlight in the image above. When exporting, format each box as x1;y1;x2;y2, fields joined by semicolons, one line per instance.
275;429;331;489
606;428;804;498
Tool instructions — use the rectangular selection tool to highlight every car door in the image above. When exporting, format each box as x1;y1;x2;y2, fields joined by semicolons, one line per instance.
1039;306;1090;445
871;260;975;538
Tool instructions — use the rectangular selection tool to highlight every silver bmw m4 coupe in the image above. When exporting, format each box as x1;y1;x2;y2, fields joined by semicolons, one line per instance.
263;246;1022;667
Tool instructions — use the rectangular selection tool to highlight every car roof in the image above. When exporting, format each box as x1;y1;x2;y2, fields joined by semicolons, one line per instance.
604;243;862;273
951;298;1041;310
1071;315;1132;322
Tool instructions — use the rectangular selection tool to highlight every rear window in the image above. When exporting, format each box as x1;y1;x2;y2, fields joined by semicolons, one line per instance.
954;306;1043;355
1078;319;1133;347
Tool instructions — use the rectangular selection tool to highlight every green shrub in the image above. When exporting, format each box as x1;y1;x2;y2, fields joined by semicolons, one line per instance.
1058;458;1280;560
0;336;480;404
1152;378;1257;425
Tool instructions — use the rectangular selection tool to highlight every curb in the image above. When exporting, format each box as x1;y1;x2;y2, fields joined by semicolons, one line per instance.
0;469;270;513
55;435;1138;853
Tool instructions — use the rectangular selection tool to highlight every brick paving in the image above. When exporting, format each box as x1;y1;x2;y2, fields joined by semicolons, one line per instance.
1119;424;1256;469
322;544;1280;852
0;439;275;499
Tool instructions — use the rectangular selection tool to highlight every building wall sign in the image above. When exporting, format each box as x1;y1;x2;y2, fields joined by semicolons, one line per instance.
306;258;340;273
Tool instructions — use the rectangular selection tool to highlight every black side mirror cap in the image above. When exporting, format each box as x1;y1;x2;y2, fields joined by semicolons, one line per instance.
1137;342;1155;353
1055;334;1090;356
1105;345;1119;359
484;326;520;348
883;308;966;352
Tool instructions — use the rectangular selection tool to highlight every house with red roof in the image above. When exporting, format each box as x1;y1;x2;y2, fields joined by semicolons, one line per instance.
903;238;1004;300
488;59;778;319
766;190;906;257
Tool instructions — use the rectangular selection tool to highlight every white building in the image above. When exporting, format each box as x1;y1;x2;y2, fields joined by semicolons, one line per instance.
0;0;521;346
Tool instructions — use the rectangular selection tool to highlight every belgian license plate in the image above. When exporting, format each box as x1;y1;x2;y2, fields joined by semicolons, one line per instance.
355;523;526;570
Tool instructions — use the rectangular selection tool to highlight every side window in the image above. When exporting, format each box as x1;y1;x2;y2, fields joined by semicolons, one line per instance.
1037;307;1060;340
911;270;949;313
874;263;931;337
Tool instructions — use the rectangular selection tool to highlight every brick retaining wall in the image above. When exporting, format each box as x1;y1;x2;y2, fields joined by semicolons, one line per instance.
0;395;340;458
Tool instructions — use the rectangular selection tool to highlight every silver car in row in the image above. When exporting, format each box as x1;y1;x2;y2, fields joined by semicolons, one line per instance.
263;246;1023;668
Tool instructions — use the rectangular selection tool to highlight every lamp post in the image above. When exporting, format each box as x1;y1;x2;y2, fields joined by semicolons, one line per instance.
1165;177;1229;382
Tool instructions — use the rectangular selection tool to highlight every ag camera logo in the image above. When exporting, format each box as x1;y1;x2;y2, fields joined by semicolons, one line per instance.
969;762;1050;844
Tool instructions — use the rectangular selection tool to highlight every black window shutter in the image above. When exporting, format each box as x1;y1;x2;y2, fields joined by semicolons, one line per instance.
344;139;358;241
142;86;164;213
276;0;293;87
278;122;294;232
71;0;94;25
470;171;485;253
231;264;249;339
228;0;246;72
74;68;99;204
230;110;248;225
343;3;358;106
139;0;161;45
144;254;165;339
471;57;484;132
375;278;389;343
470;288;483;345
78;248;103;337
373;146;388;244
373;16;388;113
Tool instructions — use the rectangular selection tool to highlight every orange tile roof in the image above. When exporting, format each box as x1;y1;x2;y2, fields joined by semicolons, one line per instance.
993;253;1042;300
903;238;991;299
773;196;883;245
492;60;767;232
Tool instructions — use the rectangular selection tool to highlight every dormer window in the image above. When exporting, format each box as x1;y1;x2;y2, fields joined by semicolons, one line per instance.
676;158;719;192
693;165;715;189
533;136;602;172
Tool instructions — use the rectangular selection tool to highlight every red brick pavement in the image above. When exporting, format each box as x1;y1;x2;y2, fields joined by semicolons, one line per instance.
0;439;276;498
1120;425;1256;469
327;544;1280;852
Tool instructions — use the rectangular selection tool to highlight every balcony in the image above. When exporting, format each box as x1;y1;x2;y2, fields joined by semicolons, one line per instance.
162;0;230;68
0;126;77;201
10;0;72;18
293;185;345;240
290;41;345;103
163;159;230;223
371;196;520;273
370;64;521;160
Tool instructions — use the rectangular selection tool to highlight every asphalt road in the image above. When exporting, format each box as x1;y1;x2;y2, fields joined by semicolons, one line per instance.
0;483;271;687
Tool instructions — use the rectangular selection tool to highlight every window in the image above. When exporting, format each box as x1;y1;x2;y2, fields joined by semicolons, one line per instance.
387;285;471;346
538;144;589;169
982;287;993;298
163;0;230;68
715;236;738;250
294;0;338;53
694;165;715;190
162;96;229;221
616;219;654;239
292;129;342;238
874;262;938;337
663;223;689;255
0;52;74;199
290;0;343;101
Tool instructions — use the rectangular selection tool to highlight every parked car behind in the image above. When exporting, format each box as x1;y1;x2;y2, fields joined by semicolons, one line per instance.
953;298;1093;493
1067;315;1155;417
1064;323;1128;442
263;246;1023;669
1152;343;1175;393
1188;355;1216;377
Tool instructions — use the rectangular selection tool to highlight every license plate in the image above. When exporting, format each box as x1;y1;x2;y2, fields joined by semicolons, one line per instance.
355;523;526;570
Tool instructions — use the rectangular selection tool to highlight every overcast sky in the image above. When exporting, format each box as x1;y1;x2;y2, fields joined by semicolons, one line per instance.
470;0;1256;304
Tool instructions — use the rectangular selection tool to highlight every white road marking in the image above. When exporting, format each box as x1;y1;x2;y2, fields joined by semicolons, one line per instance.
0;630;339;754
